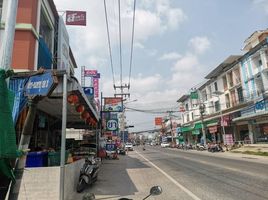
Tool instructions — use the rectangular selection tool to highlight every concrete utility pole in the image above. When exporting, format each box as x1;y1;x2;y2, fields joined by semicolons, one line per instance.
0;0;18;72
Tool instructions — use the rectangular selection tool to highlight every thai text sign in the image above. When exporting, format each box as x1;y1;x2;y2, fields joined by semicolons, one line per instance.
106;119;118;131
66;11;86;26
25;72;56;97
104;97;123;112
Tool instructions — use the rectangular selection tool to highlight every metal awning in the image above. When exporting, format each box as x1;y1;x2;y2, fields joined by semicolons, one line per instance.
36;74;99;129
233;110;268;122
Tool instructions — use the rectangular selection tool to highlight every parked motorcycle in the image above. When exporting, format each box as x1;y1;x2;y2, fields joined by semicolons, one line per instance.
82;186;162;200
77;156;101;193
196;143;207;151
208;143;224;153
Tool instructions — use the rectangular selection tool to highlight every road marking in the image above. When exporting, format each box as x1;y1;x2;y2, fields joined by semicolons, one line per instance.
135;151;202;200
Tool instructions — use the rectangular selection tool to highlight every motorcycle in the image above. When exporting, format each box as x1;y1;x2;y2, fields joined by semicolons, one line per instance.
82;186;162;200
77;156;101;193
208;143;224;153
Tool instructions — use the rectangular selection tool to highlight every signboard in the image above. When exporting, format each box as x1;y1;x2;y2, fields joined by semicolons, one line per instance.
83;87;94;96
25;72;57;97
190;91;198;99
155;117;162;125
255;100;265;112
224;134;234;145
221;115;230;127
106;119;118;131
57;16;69;72
84;70;97;77
93;78;99;98
104;97;123;112
66;11;86;26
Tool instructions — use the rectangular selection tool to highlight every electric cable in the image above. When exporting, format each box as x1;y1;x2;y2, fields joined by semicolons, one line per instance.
128;0;136;90
104;0;116;90
118;0;123;90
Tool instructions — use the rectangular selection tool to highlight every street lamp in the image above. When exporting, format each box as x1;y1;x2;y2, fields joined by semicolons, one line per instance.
213;91;226;145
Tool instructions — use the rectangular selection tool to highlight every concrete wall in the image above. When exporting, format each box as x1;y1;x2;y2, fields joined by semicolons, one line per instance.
18;159;84;200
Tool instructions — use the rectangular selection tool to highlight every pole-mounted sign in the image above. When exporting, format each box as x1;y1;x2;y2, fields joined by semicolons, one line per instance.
25;71;58;97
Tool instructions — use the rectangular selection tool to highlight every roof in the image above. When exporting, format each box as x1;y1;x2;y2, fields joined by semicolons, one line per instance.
177;94;189;103
205;55;242;79
243;29;268;51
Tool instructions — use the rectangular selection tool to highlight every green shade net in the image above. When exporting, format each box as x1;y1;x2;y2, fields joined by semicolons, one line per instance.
0;69;18;180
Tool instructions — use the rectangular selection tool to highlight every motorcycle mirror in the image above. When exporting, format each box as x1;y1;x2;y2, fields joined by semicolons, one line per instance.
149;186;162;196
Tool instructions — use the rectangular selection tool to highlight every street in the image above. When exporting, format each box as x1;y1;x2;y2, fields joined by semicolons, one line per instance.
78;146;268;200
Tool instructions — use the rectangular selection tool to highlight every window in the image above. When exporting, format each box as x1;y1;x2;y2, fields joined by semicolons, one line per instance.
202;90;207;101
237;87;244;103
191;112;194;120
208;86;212;98
215;101;220;112
185;103;189;111
222;76;228;91
187;114;189;122
214;82;218;91
39;9;53;51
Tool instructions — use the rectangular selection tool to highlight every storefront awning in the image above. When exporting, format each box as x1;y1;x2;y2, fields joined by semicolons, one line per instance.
181;125;193;133
233;110;268;122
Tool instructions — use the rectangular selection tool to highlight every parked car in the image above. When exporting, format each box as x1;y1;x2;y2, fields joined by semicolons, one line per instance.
161;143;170;148
125;143;134;151
256;135;268;143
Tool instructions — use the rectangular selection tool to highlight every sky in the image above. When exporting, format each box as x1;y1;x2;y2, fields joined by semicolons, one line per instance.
54;0;268;132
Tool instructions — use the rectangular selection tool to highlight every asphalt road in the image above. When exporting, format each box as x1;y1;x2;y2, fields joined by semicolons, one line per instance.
77;146;268;200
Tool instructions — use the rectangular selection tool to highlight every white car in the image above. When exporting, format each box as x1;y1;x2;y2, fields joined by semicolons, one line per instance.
161;143;170;148
125;143;134;151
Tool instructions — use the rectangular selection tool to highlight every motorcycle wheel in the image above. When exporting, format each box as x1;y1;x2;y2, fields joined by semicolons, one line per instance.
77;179;86;193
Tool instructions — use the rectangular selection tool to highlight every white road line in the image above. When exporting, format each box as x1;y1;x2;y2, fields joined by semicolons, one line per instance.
135;151;202;200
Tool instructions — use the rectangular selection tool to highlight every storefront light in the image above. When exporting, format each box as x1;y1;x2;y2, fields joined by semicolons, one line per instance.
76;104;85;113
67;94;79;105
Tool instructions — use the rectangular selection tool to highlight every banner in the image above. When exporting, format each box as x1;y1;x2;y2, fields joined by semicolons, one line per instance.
104;97;123;112
93;78;99;98
155;117;162;125
66;11;86;26
84;70;97;77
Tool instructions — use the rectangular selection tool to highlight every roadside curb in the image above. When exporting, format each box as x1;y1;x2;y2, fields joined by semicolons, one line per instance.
160;146;268;164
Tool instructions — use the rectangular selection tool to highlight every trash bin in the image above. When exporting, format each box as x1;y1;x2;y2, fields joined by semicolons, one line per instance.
26;152;48;167
48;151;69;166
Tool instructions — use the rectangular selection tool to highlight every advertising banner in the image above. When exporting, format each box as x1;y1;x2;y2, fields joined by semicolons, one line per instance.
57;16;69;72
104;97;123;112
155;117;162;125
93;78;99;98
66;11;86;26
106;119;118;131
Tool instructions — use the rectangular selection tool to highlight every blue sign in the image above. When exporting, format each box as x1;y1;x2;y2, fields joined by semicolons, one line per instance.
25;72;55;97
255;100;265;111
83;87;94;96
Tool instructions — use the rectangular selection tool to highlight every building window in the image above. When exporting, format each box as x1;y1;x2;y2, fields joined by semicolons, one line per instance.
222;76;228;91
215;101;220;112
39;9;53;51
208;86;212;99
225;94;231;108
202;90;207;101
237;87;244;103
214;82;218;91
187;114;189;122
191;112;194;120
185;103;189;111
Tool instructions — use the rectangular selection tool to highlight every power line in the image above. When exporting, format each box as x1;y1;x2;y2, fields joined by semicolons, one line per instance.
128;0;136;90
104;0;116;90
118;0;123;90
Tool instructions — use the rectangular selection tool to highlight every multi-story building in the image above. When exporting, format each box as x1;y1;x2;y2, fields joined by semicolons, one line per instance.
232;30;268;144
178;30;268;145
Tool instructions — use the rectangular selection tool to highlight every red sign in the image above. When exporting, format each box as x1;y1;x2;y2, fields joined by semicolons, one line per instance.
155;117;162;126
93;78;99;98
221;115;230;127
84;70;97;77
66;11;86;26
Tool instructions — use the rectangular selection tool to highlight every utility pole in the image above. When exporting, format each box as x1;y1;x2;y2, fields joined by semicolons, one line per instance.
167;111;174;144
0;0;18;72
114;84;130;143
199;103;206;146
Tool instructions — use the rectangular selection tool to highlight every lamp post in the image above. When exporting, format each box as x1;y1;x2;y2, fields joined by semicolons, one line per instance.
213;91;226;145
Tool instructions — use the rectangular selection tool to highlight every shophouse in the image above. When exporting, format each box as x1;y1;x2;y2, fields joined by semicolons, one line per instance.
232;30;268;144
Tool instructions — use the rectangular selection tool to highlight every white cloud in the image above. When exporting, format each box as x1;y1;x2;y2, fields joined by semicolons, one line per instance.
159;52;181;61
189;36;211;54
134;42;145;49
168;53;206;93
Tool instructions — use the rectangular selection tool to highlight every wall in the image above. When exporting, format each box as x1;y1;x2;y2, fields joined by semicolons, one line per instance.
18;159;85;200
